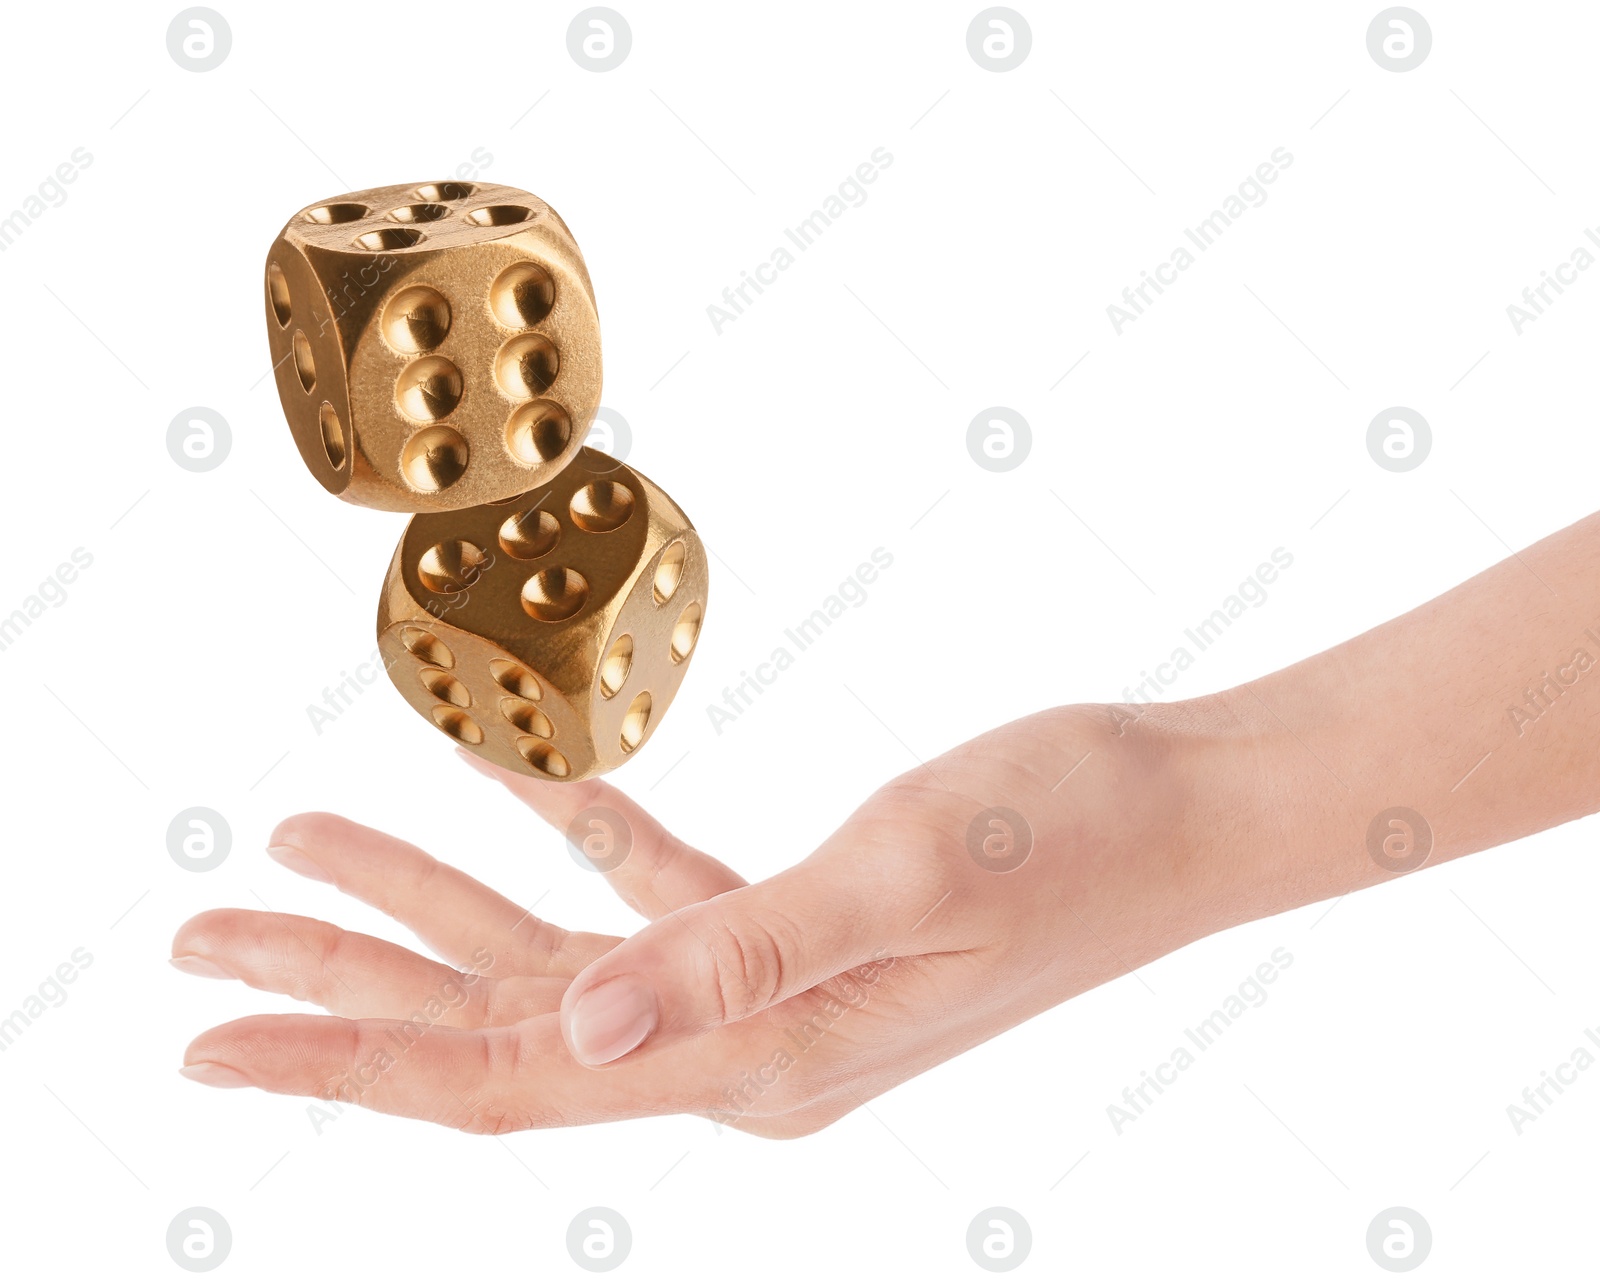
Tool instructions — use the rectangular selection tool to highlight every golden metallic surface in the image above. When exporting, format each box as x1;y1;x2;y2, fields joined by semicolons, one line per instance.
264;180;602;512
263;179;704;779
376;448;709;781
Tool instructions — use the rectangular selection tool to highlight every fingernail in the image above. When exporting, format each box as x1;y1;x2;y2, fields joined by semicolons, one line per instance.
267;844;332;883
566;977;657;1066
179;1061;252;1089
170;954;231;979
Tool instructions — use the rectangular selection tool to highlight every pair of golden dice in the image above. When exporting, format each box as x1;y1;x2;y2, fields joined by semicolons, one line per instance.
264;181;707;781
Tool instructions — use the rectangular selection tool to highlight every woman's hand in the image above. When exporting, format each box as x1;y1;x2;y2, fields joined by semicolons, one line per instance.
175;703;1247;1137
176;512;1600;1134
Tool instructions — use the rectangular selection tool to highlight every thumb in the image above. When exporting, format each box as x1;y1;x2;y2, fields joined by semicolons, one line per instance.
559;863;885;1066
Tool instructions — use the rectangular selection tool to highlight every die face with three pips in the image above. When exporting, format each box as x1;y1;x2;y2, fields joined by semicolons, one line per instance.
264;180;601;512
264;181;706;779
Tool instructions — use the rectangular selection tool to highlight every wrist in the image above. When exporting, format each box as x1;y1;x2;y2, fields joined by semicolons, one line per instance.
1091;691;1326;940
1162;684;1376;928
1023;698;1281;956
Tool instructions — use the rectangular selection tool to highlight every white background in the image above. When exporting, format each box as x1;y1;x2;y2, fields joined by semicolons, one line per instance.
1;0;1596;1274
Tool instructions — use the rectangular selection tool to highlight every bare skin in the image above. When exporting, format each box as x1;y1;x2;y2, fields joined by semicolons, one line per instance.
175;512;1600;1136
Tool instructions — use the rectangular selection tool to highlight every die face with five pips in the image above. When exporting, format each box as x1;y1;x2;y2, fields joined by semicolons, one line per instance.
264;180;602;512
263;181;706;780
376;448;709;781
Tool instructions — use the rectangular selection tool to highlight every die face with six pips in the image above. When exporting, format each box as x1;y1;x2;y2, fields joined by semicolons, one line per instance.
263;181;705;780
264;180;602;513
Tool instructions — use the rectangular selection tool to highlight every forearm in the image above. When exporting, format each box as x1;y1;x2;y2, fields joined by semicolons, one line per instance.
1181;510;1600;921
